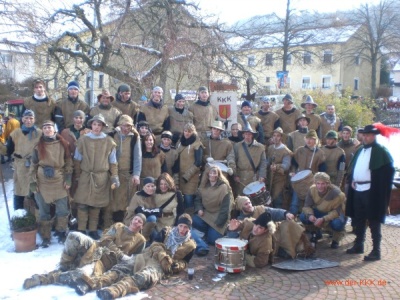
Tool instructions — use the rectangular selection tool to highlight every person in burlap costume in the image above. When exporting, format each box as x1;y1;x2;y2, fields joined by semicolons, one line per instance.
74;114;120;240
290;130;326;214
275;94;302;143
6;110;42;210
173;123;204;211
29;120;73;247
89;89;122;133
203;120;235;173
140;132;167;185
266;127;292;208
60;110;91;199
287;114;310;152
125;177;159;243
337;126;361;192
168;93;193;145
111;84;139;123
227;212;276;268
154;173;184;232
74;214;196;298
235;196;314;259
136;86;170;143
319;104;343;145
55;81;89;132
158;131;178;180
237;100;265;144
192;166;233;256
23;79;56;127
321;130;346;187
255;96;280;147
22;214;146;291
188;86;218;143
104;115;142;227
232;126;266;197
300;172;346;249
301;95;321;135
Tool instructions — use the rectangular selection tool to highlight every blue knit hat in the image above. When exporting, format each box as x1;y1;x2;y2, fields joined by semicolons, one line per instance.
67;81;80;91
241;100;252;108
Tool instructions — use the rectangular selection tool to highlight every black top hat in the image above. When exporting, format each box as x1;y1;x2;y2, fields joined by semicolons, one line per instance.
358;125;380;135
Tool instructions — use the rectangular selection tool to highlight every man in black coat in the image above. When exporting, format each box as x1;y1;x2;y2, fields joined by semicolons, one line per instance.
345;125;394;261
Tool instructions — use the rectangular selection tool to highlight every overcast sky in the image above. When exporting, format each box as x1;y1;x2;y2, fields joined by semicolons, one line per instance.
197;0;383;24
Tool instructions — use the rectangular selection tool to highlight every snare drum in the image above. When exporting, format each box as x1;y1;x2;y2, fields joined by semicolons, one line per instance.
208;161;229;173
214;238;248;273
291;170;313;199
243;181;271;206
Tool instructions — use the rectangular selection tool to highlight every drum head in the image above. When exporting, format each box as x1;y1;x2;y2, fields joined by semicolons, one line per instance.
243;182;265;195
215;238;248;249
291;170;312;183
209;162;229;173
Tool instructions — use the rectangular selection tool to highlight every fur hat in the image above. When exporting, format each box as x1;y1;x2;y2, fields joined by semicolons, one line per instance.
97;89;115;102
305;130;318;139
67;81;80;91
253;212;276;234
88;114;108;127
325;130;338;139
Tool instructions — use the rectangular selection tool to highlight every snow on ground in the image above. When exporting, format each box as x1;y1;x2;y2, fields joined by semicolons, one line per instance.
0;164;399;299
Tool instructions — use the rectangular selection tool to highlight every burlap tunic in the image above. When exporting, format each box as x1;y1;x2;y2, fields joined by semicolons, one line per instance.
304;112;321;132
203;137;233;163
56;98;89;128
188;101;218;134
321;146;345;184
255;110;280;140
31;140;73;203
112;99;139;121
267;144;292;200
154;191;179;231
275;108;302;135
196;181;231;235
10;128;42;196
287;130;307;152
320;113;342;144
24;96;56;127
168;106;194;136
141;151;166;181
140;104;169;135
125;191;156;225
293;146;325;174
74;135;117;207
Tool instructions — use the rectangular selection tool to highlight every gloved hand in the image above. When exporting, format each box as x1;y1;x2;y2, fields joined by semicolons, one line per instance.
160;256;173;274
206;157;214;164
29;182;38;193
111;176;120;189
227;168;233;176
171;260;186;273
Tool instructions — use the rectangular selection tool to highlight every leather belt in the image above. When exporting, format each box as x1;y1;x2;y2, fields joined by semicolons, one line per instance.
162;212;174;217
355;181;371;185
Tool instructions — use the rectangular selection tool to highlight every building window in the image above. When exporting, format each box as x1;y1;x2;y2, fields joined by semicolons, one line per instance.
323;50;333;64
265;54;273;66
303;52;311;64
355;55;360;65
99;73;104;88
354;78;359;91
266;77;271;83
248;55;255;67
86;75;91;89
54;78;58;89
302;76;311;89
286;54;292;65
322;76;332;89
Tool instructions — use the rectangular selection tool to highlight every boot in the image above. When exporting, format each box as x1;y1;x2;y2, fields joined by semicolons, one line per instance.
23;270;61;289
38;220;53;248
96;277;139;300
58;270;83;286
331;230;345;249
364;249;381;261
73;278;91;296
79;270;119;291
346;242;364;254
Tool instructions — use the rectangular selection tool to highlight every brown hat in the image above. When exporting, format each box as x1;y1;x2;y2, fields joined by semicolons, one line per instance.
295;114;310;125
305;130;318;139
97;89;115;102
88;114;108;127
236;196;250;210
239;126;259;139
118;114;134;126
314;172;331;183
209;120;225;131
273;127;284;136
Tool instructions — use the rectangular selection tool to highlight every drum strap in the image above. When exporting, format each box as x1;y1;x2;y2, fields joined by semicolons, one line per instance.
242;143;257;173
